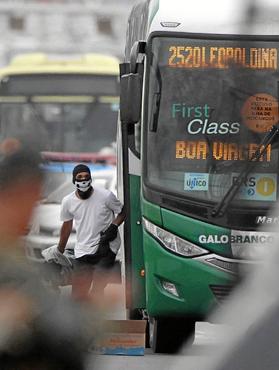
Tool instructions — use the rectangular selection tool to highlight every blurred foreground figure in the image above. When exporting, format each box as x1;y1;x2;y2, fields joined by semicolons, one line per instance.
181;230;279;370
0;147;92;370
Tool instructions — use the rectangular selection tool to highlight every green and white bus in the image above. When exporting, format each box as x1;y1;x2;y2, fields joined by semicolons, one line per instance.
118;0;279;353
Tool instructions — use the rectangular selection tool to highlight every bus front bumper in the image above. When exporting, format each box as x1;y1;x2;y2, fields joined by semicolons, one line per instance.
143;231;239;318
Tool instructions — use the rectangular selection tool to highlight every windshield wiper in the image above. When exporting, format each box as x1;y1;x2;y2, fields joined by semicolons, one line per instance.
211;125;279;218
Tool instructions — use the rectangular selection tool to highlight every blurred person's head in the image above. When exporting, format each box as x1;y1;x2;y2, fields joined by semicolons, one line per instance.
0;147;43;242
0;137;21;155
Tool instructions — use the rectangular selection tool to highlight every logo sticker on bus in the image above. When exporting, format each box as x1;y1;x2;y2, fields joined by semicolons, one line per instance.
184;173;209;191
256;216;279;224
232;173;277;201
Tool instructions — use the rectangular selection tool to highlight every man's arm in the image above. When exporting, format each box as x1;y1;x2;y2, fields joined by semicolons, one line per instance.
100;207;126;243
112;206;126;226
57;220;73;253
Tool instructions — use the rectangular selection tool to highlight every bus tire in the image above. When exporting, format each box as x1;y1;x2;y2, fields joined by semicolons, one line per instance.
127;308;142;320
149;317;195;353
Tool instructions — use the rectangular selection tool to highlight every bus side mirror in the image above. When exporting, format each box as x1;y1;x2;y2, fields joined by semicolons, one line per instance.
120;73;142;125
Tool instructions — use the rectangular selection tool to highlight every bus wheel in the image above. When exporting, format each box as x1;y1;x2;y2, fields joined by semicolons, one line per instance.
149;317;195;353
127;308;142;320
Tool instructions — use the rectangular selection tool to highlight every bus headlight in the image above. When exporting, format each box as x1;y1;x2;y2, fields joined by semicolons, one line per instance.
143;218;208;257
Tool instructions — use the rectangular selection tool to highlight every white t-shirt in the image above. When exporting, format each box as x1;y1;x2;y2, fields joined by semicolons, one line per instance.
60;186;123;258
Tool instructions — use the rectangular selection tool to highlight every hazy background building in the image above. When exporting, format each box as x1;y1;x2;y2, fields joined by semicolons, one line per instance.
0;0;140;65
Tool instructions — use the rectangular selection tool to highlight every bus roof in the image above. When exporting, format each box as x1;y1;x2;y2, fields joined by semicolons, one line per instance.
139;0;279;38
0;53;119;77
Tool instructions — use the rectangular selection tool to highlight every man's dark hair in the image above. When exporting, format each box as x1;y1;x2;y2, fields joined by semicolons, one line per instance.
0;148;43;190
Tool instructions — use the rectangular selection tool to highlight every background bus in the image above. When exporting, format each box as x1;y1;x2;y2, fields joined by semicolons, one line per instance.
118;0;279;353
0;52;119;262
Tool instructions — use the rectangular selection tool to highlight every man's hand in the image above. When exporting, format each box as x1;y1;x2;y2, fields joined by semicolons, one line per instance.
100;223;118;243
57;220;73;253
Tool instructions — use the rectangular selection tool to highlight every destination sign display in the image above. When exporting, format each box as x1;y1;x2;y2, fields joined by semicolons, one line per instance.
168;45;278;69
175;141;272;162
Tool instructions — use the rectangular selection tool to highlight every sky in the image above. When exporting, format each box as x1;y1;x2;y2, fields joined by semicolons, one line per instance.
0;0;140;65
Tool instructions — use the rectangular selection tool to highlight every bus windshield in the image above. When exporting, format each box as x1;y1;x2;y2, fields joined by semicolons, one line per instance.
0;75;119;154
146;36;279;215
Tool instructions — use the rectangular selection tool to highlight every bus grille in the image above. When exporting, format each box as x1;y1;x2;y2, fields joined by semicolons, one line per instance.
205;257;240;274
210;284;234;303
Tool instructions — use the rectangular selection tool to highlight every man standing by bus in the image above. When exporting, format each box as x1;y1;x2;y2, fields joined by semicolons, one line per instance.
57;164;125;301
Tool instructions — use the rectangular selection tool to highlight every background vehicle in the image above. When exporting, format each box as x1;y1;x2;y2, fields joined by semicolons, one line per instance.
118;0;279;353
0;52;119;262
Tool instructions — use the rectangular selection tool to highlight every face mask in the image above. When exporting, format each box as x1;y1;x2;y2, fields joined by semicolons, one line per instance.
75;179;92;192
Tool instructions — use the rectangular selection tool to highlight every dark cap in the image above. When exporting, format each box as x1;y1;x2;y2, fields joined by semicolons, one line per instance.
72;164;91;184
